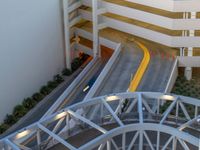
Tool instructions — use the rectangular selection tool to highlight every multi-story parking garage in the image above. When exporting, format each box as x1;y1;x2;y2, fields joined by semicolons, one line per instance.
0;0;200;149
63;0;200;80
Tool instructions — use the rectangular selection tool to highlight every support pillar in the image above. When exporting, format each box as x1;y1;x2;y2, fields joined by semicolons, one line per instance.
63;0;71;69
184;48;193;80
63;0;82;69
92;0;99;57
92;0;107;58
179;47;185;56
184;12;196;80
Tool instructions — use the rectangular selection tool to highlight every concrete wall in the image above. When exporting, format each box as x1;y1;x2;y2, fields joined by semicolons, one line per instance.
80;9;200;47
0;0;65;122
126;0;200;12
165;59;178;93
178;56;200;67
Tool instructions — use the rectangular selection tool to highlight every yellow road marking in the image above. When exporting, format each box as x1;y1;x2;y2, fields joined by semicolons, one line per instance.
128;41;150;92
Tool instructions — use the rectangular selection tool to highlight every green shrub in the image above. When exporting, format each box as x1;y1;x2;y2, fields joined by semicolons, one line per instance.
62;68;72;76
53;74;64;84
47;81;58;89
40;86;51;95
71;58;81;71
32;93;44;102
22;98;37;110
4;114;17;126
13;105;27;119
0;123;9;134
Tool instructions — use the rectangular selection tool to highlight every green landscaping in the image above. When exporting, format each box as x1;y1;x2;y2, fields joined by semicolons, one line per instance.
0;74;64;134
160;74;200;118
172;76;200;99
0;54;89;134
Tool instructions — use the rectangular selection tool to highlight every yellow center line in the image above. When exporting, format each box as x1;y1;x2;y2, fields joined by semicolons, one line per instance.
128;41;151;92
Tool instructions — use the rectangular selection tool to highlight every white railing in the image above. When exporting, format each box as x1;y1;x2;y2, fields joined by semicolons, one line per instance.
84;43;122;100
41;57;99;119
165;58;178;93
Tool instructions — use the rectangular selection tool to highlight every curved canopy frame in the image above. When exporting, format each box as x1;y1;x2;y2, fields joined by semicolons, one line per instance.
0;92;200;150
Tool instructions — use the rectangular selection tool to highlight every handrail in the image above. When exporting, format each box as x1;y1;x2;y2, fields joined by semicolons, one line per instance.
128;41;150;92
84;43;122;100
164;57;178;93
41;57;99;119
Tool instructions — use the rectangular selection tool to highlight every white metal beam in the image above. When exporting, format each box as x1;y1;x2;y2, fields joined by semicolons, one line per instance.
156;132;160;150
179;101;191;120
67;109;107;133
139;130;143;150
178;139;190;150
138;93;143;124
4;139;20;150
126;98;137;113
127;131;139;150
37;123;76;150
178;115;200;131
111;139;119;150
161;136;173;150
160;98;178;124
142;98;154;114
143;131;155;150
102;99;124;126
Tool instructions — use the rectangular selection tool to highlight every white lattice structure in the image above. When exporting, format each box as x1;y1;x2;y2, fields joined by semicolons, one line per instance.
0;92;199;150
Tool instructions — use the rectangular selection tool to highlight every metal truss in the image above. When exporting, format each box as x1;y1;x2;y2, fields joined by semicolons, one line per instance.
0;92;200;150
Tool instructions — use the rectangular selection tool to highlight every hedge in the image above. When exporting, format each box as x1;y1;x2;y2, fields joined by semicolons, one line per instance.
0;54;89;134
0;74;64;134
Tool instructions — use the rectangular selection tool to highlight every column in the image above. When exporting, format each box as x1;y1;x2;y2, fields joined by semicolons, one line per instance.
184;12;196;80
92;0;99;57
63;0;71;69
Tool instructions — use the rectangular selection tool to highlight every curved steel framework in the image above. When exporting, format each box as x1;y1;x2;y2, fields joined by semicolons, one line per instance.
0;92;200;150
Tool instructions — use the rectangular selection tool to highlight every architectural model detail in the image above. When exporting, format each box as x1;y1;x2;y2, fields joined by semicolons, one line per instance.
0;0;199;149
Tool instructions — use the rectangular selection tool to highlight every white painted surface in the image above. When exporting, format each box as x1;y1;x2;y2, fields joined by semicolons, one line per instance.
0;0;64;122
103;1;200;30
165;58;178;93
178;56;200;67
83;0;200;30
80;9;200;47
126;0;200;12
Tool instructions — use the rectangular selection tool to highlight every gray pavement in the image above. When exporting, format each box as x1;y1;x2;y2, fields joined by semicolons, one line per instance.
96;42;142;96
138;49;175;92
76;21;176;95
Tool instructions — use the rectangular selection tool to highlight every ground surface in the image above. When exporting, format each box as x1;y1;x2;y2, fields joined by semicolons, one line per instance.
76;21;176;95
172;68;200;99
